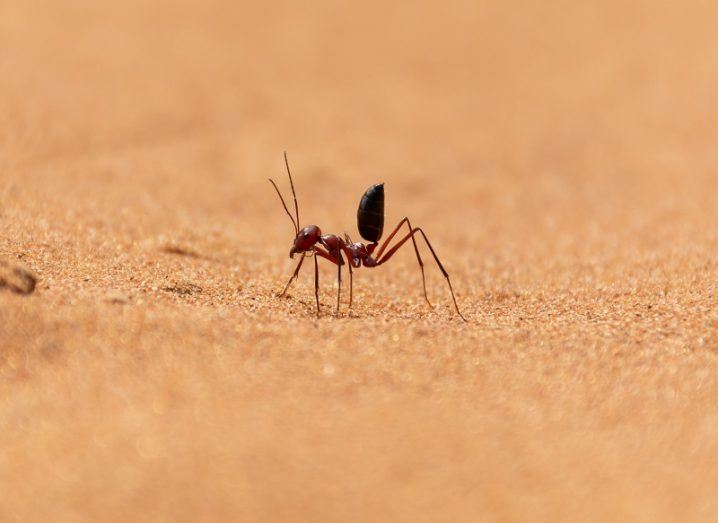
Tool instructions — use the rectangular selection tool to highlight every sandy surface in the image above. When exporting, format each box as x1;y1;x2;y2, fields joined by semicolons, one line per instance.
2;1;718;520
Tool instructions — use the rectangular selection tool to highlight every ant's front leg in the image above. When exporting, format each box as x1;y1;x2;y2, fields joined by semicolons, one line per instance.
336;253;342;315
313;253;320;317
314;246;343;317
279;255;305;297
319;236;352;316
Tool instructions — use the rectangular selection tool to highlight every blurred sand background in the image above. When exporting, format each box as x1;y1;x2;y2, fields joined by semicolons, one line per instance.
2;0;718;520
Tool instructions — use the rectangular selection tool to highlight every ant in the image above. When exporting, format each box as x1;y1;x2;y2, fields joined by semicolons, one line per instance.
269;152;466;321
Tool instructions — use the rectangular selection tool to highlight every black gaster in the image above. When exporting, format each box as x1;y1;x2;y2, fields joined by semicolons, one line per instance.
357;183;385;243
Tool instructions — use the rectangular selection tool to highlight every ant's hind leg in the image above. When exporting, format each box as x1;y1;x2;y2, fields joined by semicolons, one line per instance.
376;218;432;308
405;218;432;308
279;256;305;297
412;229;465;321
377;228;467;322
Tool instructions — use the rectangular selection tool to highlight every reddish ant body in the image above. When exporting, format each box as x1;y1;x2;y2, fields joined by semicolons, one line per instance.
269;153;466;321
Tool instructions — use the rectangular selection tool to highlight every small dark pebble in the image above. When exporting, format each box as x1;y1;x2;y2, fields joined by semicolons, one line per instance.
0;259;37;295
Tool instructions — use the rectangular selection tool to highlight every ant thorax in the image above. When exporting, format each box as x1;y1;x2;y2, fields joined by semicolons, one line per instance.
346;240;378;268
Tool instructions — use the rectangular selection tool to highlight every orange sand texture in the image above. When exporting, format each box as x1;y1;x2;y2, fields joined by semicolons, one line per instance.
2;1;718;520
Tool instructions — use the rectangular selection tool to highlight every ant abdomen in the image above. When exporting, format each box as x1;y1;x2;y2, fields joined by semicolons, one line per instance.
357;183;384;243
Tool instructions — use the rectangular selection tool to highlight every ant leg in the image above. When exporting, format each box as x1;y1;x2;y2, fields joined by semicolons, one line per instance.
314;253;320;317
313;246;344;317
376;218;432;307
378;228;466;322
336;252;342;315
339;236;356;308
279;255;305;297
348;262;353;308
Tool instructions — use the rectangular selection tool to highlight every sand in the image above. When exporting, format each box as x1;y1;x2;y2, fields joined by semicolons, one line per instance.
2;1;718;520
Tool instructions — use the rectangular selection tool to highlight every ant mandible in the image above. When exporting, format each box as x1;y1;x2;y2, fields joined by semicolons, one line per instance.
269;152;466;321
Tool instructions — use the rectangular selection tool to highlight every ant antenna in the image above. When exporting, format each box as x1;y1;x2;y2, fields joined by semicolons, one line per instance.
269;178;299;235
283;151;300;230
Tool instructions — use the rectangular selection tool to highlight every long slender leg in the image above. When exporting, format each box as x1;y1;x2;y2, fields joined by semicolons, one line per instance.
378;228;466;321
338;241;356;309
336;253;342;315
348;262;353;308
312;245;348;317
376;217;431;307
279;256;305;297
314;253;320;317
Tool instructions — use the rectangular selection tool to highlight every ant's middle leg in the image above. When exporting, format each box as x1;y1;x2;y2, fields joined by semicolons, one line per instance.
376;217;432;307
348;262;353;308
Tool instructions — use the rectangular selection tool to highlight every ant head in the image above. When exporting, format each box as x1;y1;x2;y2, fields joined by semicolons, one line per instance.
290;225;321;258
